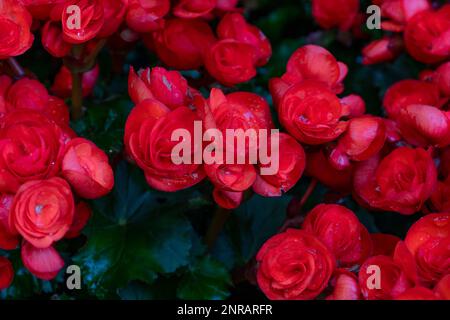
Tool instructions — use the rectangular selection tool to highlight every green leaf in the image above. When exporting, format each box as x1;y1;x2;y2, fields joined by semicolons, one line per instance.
211;233;237;270
93;161;156;224
177;256;231;300
372;211;419;238
72;97;133;156
118;277;180;300
117;281;154;300
212;195;290;267
72;162;197;298
233;195;291;262
145;213;194;274
73;210;195;298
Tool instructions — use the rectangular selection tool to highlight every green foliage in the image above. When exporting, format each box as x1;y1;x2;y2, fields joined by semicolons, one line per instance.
2;0;436;300
71;162;214;299
212;195;291;269
177;256;231;300
65;162;291;299
72;97;133;157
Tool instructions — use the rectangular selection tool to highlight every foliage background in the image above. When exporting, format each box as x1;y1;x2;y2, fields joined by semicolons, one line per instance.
1;0;446;300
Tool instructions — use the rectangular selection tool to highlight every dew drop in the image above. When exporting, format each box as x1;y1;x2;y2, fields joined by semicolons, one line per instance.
298;115;309;123
35;204;44;215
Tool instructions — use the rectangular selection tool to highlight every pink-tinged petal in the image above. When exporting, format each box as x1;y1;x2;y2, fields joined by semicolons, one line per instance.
269;78;291;110
340;94;366;118
0;256;14;289
362;37;403;65
21;241;64;280
398;104;450;148
213;188;243;209
393;241;419;285
65;202;92;239
326;270;360;300
434;275;450;300
128;66;154;104
401;0;430;21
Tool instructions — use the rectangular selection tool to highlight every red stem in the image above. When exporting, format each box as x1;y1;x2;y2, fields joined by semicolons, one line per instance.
69;45;84;120
7;58;25;79
71;70;83;120
299;178;318;208
205;207;231;250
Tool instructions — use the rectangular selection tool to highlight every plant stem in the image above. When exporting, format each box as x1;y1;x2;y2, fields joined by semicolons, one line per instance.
7;58;25;79
71;70;83;120
71;44;84;60
205;207;231;250
69;44;84;120
299;178;318;208
85;38;107;63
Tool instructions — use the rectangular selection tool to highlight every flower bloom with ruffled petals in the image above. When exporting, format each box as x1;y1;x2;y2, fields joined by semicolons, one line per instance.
217;13;272;66
329;116;386;170
383;79;441;120
253;133;305;197
124;99;205;192
61;0;105;44
404;5;450;64
359;254;414;300
9;177;75;249
278;81;347;145
5;78;70;125
302;204;372;267
150;18;215;70
405;213;450;286
0;111;67;193
128;66;190;109
205;39;257;86
199;89;272;197
353;147;437;215
256;229;335;300
378;0;430;32
41;21;71;58
98;0;128;38
397;104;450;148
0;0;34;59
270;45;348;100
61;138;114;199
